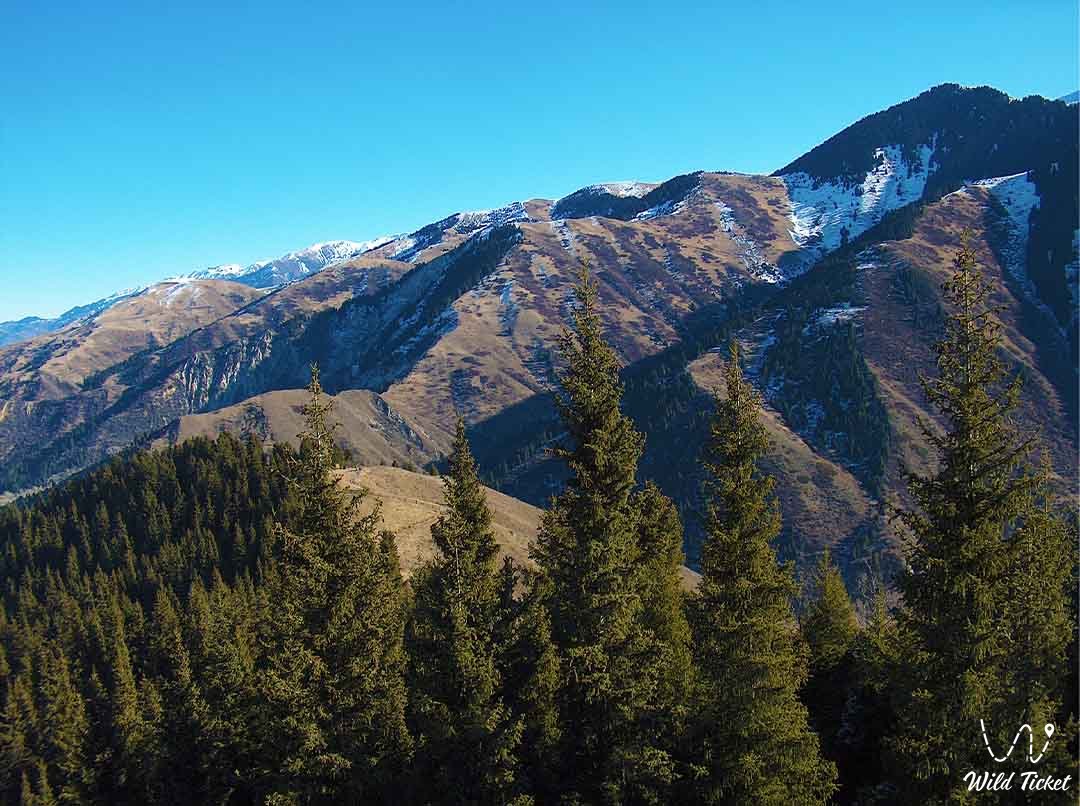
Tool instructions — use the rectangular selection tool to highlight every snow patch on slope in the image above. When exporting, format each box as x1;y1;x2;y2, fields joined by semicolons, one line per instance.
715;202;784;284
970;173;1042;300
802;304;866;337
144;280;209;308
780;140;937;264
594;181;654;198
178;238;394;287
633;186;700;222
455;202;530;232
634;200;677;221
1065;229;1079;327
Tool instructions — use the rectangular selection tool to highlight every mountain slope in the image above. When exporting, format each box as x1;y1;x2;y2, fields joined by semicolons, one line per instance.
342;465;700;589
1;84;1075;589
0;288;145;348
176;238;395;287
158;388;437;469
0;239;394;349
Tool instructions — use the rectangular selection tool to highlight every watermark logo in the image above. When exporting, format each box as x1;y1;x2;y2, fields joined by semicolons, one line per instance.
964;720;1072;794
980;719;1053;764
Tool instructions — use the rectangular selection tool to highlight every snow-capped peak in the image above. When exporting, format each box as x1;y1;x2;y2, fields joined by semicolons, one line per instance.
594;181;654;198
454;202;530;232
171;237;394;288
196;263;245;278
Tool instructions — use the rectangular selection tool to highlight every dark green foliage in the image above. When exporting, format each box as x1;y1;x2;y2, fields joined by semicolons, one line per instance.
0;427;299;803
258;365;411;802
888;242;1078;802
407;420;527;804
0;243;1072;804
761;247;892;488
531;261;692;804
840;591;902;804
801;549;860;802
688;342;836;805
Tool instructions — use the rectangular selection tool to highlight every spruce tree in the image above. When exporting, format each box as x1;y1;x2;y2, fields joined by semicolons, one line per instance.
689;341;836;805
495;560;562;802
37;645;88;803
146;587;215;804
258;365;411;803
801;549;858;799
633;482;694;752
890;241;1077;801
531;261;686;803
803;549;858;676
842;590;902;804
407;419;527;804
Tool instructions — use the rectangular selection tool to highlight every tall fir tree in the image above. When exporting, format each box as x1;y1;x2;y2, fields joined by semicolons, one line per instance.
890;241;1077;801
145;587;216;804
495;559;562;803
801;549;859;801
633;483;695;759
257;365;411;803
689;341;836;805
531;261;689;804
841;589;902;804
407;419;528;804
37;645;89;804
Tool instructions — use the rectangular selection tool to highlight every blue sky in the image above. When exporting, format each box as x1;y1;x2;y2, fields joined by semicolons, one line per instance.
1;1;1076;321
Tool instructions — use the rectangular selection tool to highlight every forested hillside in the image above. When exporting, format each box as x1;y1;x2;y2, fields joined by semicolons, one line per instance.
0;255;1074;804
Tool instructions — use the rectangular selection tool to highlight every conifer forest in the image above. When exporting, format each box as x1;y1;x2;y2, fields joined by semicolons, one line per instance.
0;248;1074;805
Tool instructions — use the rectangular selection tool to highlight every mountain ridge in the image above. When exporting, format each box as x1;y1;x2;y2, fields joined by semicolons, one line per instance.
2;83;1075;589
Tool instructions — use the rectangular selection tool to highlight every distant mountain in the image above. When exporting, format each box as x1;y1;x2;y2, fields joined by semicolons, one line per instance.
0;288;144;347
174;238;394;287
1;83;1075;591
1058;90;1079;105
0;239;392;349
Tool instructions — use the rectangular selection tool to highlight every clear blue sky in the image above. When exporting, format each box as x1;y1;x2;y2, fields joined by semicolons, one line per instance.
1;1;1076;321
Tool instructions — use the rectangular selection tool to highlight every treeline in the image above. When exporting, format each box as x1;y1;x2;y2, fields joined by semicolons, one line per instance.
0;251;1075;804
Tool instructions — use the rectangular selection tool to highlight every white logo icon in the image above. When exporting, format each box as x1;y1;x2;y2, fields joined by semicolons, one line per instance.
980;720;1054;764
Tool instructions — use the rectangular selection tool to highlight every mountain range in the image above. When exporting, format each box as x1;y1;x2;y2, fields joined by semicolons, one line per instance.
2;83;1076;592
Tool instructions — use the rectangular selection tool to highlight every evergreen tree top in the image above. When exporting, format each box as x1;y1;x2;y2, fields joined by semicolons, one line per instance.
552;259;644;496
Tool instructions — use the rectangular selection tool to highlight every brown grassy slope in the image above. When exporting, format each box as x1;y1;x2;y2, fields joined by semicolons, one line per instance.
0;176;799;490
163;388;439;468
340;466;701;590
860;186;1077;500
0;260;417;493
0;280;266;398
160;259;413;355
382;174;799;450
687;350;873;565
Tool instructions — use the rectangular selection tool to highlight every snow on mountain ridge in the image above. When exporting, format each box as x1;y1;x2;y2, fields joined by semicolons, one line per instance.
1;238;391;346
178;237;394;286
454;202;531;232
378;203;530;262
966;173;1049;320
594;181;654;198
780;139;938;269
